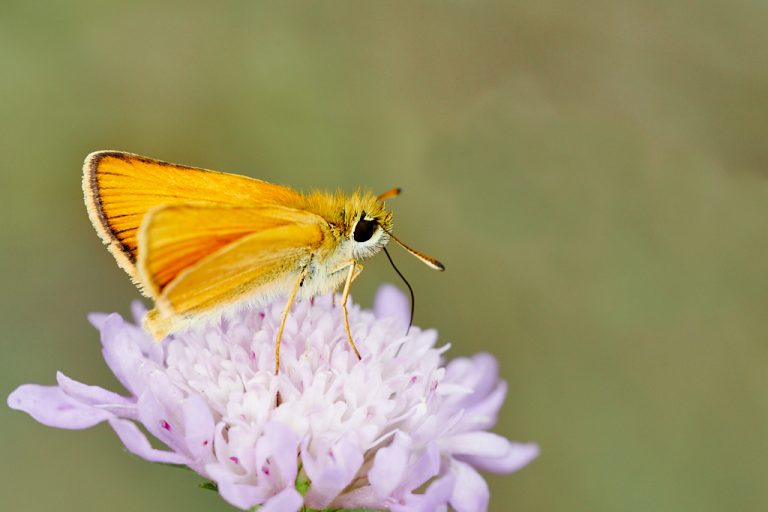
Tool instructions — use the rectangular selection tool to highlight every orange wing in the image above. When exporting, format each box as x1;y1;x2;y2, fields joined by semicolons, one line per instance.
142;213;325;339
82;151;304;286
137;204;325;296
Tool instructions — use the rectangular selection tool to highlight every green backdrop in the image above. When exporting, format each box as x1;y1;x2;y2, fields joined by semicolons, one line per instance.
2;1;767;511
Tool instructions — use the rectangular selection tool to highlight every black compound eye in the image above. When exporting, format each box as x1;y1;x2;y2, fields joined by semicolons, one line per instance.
353;217;377;242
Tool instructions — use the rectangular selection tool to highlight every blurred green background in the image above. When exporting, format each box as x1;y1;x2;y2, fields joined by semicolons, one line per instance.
2;1;767;510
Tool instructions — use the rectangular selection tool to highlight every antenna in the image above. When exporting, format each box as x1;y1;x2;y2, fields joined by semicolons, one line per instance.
383;247;415;333
387;231;445;271
376;187;402;201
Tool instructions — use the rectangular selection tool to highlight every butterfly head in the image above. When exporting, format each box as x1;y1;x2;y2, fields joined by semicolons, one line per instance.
344;192;394;261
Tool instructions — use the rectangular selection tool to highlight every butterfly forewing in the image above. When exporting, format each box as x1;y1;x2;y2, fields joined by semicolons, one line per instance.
83;151;304;283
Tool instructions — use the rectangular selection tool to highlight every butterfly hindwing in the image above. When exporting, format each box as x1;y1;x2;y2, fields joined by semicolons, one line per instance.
142;214;326;339
137;204;325;296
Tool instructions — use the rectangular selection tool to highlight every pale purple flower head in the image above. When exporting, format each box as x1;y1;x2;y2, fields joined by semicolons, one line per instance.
7;285;537;511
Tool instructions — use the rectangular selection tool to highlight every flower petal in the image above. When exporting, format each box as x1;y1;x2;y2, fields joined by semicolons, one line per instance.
255;421;300;489
303;437;364;509
7;384;112;429
439;431;511;458
373;284;410;327
420;473;456;511
459;442;539;474
450;460;489;512
329;484;380;510
259;486;303;512
98;313;149;395
217;482;268;510
87;312;110;330
108;418;189;464
136;387;185;454
393;473;455;512
369;432;410;499
444;353;499;408
130;300;147;324
402;441;440;493
181;394;216;462
464;353;500;400
460;381;507;431
56;372;132;408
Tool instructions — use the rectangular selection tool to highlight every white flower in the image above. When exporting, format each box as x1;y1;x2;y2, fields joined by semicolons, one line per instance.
8;285;538;511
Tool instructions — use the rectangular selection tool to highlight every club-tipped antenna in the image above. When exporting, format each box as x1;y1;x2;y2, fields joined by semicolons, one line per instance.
377;187;402;201
383;246;415;334
387;231;445;271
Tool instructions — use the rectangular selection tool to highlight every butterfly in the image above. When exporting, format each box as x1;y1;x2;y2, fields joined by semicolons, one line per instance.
83;151;444;372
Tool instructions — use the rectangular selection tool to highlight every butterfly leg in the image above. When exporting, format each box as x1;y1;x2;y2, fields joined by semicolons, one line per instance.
341;261;363;360
330;260;364;282
351;262;364;283
274;267;307;375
